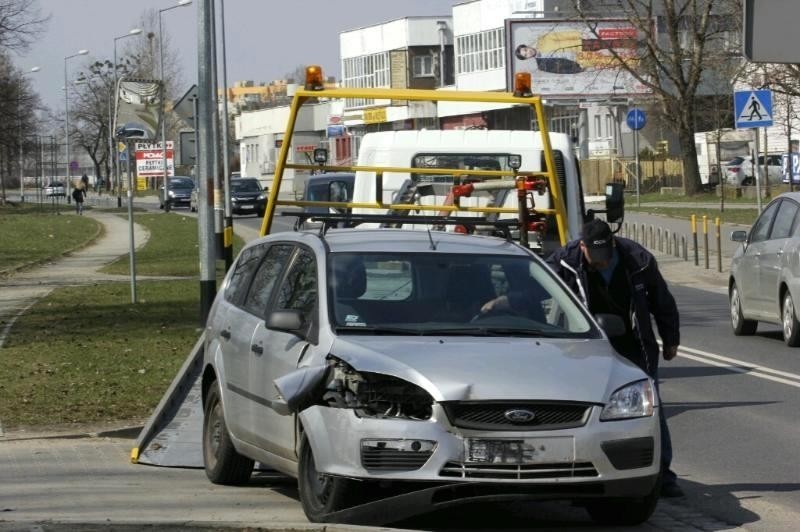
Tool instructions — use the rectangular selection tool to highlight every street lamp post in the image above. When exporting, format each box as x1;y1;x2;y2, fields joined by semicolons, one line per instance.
112;28;143;207
65;50;89;205
19;66;40;203
159;0;193;213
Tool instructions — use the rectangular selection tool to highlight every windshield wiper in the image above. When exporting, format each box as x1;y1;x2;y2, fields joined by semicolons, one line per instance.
334;326;425;335
427;327;561;338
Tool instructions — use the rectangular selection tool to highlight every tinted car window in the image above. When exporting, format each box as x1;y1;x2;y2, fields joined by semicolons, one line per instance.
231;179;261;193
170;177;194;189
727;157;744;166
226;245;267;305
750;201;780;243
243;245;294;317
276;249;317;321
771;200;799;240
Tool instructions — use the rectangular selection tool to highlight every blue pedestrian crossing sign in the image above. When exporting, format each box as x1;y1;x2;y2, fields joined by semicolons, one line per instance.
735;89;773;129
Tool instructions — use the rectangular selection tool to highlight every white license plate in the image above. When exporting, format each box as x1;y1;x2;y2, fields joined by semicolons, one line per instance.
240;204;254;209
465;437;574;464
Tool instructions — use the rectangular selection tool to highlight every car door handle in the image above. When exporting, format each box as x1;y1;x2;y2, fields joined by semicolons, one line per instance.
251;344;263;355
219;330;231;340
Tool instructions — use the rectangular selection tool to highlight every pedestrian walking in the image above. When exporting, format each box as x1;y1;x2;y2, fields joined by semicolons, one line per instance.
72;183;86;215
81;173;89;194
546;218;684;498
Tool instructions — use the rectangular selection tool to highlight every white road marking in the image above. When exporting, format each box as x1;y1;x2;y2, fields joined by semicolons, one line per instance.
660;339;800;388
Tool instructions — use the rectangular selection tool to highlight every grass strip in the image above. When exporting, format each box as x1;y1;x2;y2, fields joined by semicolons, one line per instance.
0;280;201;428
0;204;99;273
627;205;758;226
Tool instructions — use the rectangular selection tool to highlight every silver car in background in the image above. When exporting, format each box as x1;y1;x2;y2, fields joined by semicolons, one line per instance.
201;229;661;525
730;192;800;344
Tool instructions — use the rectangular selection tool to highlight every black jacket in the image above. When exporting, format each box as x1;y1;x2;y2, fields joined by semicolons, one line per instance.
546;237;680;376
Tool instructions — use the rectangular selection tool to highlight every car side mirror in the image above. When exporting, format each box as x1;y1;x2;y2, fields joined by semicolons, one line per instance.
266;309;305;335
595;313;626;338
604;183;625;224
730;230;748;243
272;364;331;415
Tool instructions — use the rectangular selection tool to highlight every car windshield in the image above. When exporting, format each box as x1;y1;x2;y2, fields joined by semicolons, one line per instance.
328;252;595;338
231;179;261;193
727;157;745;166
170;178;194;189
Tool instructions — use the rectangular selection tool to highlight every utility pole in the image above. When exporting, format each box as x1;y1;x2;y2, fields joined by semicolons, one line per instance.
197;0;216;324
219;0;234;270
210;0;224;260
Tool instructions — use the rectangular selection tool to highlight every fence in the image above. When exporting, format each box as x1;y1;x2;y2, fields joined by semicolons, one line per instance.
580;157;684;195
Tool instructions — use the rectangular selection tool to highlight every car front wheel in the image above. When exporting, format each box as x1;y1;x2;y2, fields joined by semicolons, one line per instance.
730;283;757;335
297;436;361;522
202;382;253;485
585;476;660;526
782;291;800;346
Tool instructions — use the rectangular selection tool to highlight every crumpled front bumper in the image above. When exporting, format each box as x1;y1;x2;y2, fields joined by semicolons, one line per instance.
299;402;660;494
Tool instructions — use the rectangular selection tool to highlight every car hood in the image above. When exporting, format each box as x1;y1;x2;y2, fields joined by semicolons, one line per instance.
329;336;646;403
232;191;262;199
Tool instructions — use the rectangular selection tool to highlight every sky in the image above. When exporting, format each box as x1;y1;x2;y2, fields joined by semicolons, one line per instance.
19;0;456;112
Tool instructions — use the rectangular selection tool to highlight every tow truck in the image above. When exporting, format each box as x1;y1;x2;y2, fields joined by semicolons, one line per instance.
132;65;624;478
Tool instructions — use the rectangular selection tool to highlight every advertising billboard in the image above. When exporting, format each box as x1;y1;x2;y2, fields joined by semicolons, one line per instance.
505;19;650;98
113;78;163;140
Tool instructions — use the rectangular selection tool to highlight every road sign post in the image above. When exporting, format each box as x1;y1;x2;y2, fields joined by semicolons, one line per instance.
735;89;773;212
626;108;646;207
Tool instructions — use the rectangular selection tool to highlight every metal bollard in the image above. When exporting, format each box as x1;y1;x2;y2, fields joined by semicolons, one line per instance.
641;224;646;247
703;215;709;270
623;222;628;238
633;223;638;243
673;232;678;257
681;235;687;260
657;228;662;252
665;230;671;255
691;215;699;266
649;225;654;249
716;217;722;273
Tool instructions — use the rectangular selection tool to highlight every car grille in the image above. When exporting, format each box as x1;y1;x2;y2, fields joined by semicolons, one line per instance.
601;437;654;470
360;447;433;472
441;401;592;431
440;461;598;480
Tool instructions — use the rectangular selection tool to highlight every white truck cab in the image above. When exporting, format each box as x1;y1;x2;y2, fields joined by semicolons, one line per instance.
351;129;588;250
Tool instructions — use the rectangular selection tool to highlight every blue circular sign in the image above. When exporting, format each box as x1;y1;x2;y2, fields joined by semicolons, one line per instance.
626;108;647;131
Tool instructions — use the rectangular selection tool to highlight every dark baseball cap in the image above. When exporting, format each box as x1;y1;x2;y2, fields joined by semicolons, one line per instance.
581;219;614;262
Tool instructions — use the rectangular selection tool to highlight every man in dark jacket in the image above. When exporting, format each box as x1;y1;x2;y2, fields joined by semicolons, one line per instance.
546;218;683;497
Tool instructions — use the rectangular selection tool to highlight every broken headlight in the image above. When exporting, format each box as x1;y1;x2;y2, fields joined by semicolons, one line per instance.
324;358;434;421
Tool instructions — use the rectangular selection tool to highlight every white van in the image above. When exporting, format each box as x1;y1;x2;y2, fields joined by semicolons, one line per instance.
351;129;590;249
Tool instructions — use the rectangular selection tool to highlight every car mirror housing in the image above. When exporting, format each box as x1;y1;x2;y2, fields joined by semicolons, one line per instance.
595;313;626;338
272;364;331;415
604;183;625;224
730;230;748;243
266;309;305;335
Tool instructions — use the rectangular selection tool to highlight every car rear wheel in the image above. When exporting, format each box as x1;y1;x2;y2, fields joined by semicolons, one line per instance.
585;476;660;526
297;436;361;522
730;283;757;335
782;291;800;346
202;383;254;485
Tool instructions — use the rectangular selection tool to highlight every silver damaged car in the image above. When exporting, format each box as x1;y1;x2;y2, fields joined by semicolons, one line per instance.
201;228;661;525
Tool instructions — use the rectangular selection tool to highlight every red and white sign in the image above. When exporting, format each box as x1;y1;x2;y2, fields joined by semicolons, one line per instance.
135;141;174;151
135;149;175;177
295;144;317;153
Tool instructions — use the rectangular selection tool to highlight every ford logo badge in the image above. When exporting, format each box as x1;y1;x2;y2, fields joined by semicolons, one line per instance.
504;409;536;423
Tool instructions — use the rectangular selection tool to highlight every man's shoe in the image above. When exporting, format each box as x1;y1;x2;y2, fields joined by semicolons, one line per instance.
661;482;685;498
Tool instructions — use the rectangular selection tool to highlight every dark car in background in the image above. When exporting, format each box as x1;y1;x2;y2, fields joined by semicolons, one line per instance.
230;178;268;216
294;173;355;229
160;176;196;209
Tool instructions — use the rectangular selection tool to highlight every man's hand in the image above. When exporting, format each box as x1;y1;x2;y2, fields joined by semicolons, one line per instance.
481;295;510;314
663;345;679;361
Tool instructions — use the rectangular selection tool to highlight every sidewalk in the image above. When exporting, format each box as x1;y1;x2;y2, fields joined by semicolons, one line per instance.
0;211;152;348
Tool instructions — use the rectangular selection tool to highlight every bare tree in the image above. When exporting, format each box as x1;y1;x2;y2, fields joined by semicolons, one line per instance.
0;0;48;53
574;0;742;195
0;50;42;203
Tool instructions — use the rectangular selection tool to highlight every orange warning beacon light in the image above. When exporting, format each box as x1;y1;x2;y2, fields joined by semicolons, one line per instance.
513;72;533;97
305;65;325;91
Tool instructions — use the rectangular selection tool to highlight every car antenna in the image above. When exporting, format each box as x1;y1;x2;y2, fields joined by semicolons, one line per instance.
427;228;437;250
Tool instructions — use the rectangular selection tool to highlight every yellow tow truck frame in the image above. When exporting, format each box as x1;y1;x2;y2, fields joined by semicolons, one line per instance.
257;70;569;246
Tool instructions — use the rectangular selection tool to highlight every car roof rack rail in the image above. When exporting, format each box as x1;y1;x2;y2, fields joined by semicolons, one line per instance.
280;211;520;241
